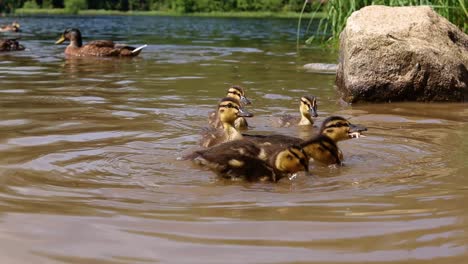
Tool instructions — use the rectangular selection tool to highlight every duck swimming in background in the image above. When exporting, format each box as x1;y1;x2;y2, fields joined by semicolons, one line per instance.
243;116;367;165
55;28;147;57
186;140;309;182
0;39;25;52
0;22;20;32
276;96;318;127
200;97;253;148
208;85;252;130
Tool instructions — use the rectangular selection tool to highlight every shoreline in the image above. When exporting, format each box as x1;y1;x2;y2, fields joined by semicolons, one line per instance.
12;8;325;19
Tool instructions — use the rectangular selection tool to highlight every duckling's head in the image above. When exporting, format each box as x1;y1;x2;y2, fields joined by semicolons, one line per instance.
274;146;309;174
320;116;367;142
217;97;253;125
55;28;82;47
300;95;318;118
226;85;251;105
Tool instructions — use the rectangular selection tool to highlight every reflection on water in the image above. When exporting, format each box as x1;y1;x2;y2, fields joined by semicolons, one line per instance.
0;15;467;264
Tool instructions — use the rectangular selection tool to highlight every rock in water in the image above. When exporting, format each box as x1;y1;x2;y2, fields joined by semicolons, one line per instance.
336;5;468;103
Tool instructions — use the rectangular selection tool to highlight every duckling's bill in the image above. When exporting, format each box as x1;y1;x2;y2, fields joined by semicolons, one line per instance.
240;95;251;105
348;123;367;138
309;106;318;118
238;107;253;117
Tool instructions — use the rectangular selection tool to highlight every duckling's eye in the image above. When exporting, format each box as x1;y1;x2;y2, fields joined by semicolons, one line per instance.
229;91;241;97
286;155;293;160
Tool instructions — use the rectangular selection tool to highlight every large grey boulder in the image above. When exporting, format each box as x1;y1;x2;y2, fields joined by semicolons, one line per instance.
336;5;468;102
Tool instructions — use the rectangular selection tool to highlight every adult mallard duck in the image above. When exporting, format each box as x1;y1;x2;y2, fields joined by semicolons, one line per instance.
275;96;318;127
0;22;20;32
55;28;147;57
200;97;253;148
0;39;25;52
208;85;252;130
243;116;367;165
186;140;309;182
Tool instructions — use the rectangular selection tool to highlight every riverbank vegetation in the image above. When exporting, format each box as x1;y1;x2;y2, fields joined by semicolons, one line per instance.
14;8;325;19
299;0;467;45
2;0;323;15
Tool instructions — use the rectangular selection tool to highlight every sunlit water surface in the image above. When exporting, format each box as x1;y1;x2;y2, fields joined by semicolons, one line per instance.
0;15;467;264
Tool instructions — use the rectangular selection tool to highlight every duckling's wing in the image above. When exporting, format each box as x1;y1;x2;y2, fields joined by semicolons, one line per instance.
223;155;276;182
275;114;297;128
194;150;275;182
207;110;221;128
242;134;303;159
199;127;225;148
197;140;261;159
243;134;303;145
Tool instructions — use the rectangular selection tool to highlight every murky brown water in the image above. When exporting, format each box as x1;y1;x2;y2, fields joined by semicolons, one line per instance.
0;16;467;264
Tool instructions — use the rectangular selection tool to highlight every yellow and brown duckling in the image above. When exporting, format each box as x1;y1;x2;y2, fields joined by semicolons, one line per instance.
276;96;318;127
0;39;25;52
55;28;147;57
243;116;367;165
208;85;252;130
0;22;20;32
200;97;253;148
186;139;309;182
303;116;367;165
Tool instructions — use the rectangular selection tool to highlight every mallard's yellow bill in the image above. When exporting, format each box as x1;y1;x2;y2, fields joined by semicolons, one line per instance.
55;35;65;44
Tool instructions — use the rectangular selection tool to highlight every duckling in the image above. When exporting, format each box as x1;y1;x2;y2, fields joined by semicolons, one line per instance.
276;96;318;127
303;116;367;164
0;22;20;32
243;116;367;165
0;39;25;52
200;97;253;148
208;85;252;130
55;28;147;57
186;140;309;182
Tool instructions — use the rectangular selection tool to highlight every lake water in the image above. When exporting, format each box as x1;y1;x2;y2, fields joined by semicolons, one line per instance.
0;15;467;264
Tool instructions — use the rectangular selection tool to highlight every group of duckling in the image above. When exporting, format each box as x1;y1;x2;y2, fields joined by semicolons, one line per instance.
1;21;367;183
184;85;368;183
0;21;146;56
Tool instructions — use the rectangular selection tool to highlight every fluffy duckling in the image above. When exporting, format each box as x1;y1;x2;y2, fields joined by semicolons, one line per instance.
319;116;367;142
276;96;318;127
0;39;25;52
200;97;253;148
55;28;147;57
303;116;367;164
243;116;367;165
0;22;20;32
186;140;309;182
208;85;252;130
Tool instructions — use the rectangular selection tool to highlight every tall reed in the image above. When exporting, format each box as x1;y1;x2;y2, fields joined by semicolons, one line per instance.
299;0;467;45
